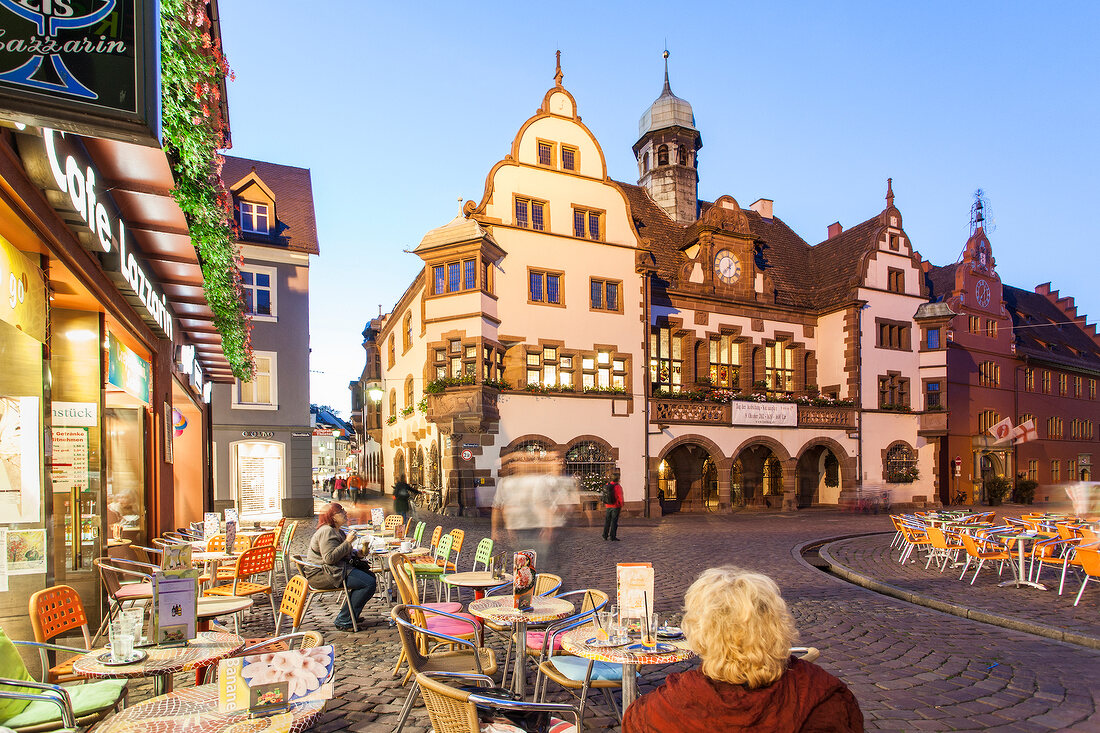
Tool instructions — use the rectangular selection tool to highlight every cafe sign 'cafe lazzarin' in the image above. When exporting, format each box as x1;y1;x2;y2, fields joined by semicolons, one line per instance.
23;127;174;339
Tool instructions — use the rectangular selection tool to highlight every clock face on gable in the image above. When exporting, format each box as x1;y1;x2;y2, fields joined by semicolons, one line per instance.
714;249;742;285
975;279;991;308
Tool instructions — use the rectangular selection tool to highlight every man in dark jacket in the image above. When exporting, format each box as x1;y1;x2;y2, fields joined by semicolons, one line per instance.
393;478;418;521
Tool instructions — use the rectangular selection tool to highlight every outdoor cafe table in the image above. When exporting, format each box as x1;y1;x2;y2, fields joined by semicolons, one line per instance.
468;595;574;697
560;626;696;709
72;630;244;696
441;571;514;600
998;531;1048;590
92;682;324;733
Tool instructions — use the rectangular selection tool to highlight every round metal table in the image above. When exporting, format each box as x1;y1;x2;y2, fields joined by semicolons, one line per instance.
72;630;245;696
441;571;513;600
560;625;696;709
468;595;574;697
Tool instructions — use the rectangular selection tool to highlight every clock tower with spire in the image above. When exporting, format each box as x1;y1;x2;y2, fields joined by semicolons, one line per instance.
632;51;702;225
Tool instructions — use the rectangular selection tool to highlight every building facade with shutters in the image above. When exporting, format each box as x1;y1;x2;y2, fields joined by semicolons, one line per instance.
372;61;1097;515
210;156;319;519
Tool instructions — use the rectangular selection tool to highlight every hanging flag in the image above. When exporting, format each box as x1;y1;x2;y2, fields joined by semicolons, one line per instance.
988;416;1014;444
1012;419;1038;445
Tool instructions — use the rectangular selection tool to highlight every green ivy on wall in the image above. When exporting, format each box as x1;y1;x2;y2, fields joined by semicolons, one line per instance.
161;0;253;379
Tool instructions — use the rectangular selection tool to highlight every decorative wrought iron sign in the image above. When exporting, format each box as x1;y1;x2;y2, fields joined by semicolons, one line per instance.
0;0;160;145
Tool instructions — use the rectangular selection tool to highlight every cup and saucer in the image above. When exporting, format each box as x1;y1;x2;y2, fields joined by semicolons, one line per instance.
657;626;684;640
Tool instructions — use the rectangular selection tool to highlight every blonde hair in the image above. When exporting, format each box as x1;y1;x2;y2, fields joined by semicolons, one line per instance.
681;565;797;688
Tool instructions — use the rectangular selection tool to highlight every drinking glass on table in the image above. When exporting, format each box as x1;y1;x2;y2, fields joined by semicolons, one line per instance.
642;612;659;651
109;620;134;662
597;610;615;642
122;608;145;645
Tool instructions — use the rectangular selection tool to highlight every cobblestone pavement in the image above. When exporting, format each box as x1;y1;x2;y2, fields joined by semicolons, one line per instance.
124;504;1100;732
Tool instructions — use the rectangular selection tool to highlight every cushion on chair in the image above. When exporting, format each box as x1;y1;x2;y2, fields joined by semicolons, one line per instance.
479;719;575;733
525;631;561;653
114;583;153;600
2;679;126;728
0;629;36;720
422;602;464;614
425;613;481;637
547;655;624;682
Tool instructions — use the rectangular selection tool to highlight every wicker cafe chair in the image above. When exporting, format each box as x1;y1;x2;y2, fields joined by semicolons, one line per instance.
90;557;157;645
391;605;497;733
416;672;579;733
28;587;92;684
385;514;405;533
229;631;325;657
290;554;359;633
388;554;473;678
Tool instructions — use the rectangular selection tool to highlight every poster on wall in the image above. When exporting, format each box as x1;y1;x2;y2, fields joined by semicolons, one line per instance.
0;395;41;524
0;234;46;341
4;527;46;575
107;331;150;404
50;427;88;493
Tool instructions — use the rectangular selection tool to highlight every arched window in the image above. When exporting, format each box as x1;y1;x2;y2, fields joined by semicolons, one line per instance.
657;145;669;166
885;443;917;483
763;456;783;496
429;442;441;489
565;441;615;493
403;312;413;351
642;152;649;173
394;451;406;483
510;440;552;460
410;446;424;488
405;376;414;408
730;460;744;506
389;389;396;417
677;146;687;165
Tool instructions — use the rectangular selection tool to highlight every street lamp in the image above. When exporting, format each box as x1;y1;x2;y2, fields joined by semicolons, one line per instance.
366;380;384;404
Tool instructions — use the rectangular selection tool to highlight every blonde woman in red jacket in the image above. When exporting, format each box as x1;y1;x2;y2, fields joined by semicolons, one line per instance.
624;566;863;732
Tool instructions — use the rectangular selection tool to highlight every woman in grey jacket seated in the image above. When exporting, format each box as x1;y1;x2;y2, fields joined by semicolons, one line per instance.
305;502;377;631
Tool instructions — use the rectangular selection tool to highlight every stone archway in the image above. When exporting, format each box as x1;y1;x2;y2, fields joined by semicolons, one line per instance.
732;442;791;509
795;437;855;507
656;441;718;514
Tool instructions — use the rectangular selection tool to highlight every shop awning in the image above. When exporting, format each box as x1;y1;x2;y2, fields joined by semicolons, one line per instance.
82;137;237;382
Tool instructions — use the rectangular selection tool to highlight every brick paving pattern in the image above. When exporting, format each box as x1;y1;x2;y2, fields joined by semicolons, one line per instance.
120;504;1100;731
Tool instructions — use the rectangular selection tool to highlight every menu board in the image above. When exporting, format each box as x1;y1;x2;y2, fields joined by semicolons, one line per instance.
225;521;237;554
617;563;654;620
512;550;536;610
218;646;335;713
152;573;197;646
160;544;197;578
371;507;385;527
203;513;220;543
225;508;239;526
49;427;88;493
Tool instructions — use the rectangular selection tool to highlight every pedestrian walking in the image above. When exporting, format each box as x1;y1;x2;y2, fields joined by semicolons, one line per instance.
393;478;418;521
602;470;623;541
333;475;347;502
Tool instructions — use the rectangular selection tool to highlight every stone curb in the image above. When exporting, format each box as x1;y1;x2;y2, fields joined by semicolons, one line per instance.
806;533;1100;651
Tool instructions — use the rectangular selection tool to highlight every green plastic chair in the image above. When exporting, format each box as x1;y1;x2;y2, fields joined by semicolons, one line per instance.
472;538;494;572
0;628;127;733
412;521;426;548
413;534;452;602
275;520;298;584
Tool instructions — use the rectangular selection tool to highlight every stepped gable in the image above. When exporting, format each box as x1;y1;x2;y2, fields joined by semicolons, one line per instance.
807;215;882;310
924;262;959;300
1004;285;1100;372
222;155;320;255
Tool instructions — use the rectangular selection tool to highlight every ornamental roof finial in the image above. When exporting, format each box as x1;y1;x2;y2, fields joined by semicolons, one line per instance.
885;177;895;208
554;50;563;87
662;49;671;94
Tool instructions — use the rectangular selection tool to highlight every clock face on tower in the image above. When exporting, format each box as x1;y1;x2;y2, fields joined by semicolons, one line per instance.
975;279;991;308
714;249;742;285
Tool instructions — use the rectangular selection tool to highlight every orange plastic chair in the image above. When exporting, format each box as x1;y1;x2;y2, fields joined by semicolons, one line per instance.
1030;536;1082;594
206;535;227;552
958;532;1015;585
447;529;465;572
1072;544;1100;606
29;586;92;683
428;526;443;555
925;527;964;572
252;532;277;548
203;546;278;629
274;574;310;635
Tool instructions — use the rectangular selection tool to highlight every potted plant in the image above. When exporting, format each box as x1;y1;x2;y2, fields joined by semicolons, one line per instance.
983;475;1011;506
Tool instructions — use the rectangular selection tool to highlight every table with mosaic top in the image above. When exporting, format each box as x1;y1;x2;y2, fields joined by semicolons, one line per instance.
72;631;245;695
560;625;696;708
92;683;324;733
468;595;575;697
441;571;513;600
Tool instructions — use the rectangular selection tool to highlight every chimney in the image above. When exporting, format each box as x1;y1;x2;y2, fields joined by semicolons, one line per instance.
749;198;773;219
827;222;843;239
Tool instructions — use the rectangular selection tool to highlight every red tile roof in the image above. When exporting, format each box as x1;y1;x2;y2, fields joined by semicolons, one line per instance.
221;155;320;255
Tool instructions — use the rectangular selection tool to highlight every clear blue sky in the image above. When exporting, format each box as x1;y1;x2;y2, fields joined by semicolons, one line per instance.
217;1;1100;416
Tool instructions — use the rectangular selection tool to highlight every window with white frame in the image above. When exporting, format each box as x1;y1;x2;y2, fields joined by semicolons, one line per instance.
240;201;270;234
235;351;277;407
240;266;275;318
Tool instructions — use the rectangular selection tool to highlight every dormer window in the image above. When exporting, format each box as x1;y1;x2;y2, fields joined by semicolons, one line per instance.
537;140;554;167
240;201;269;234
561;146;577;171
